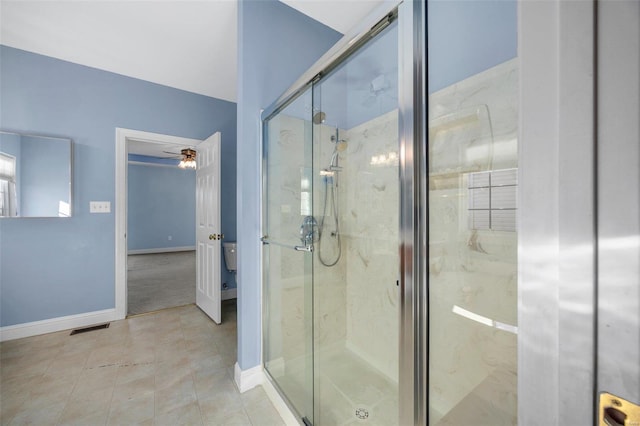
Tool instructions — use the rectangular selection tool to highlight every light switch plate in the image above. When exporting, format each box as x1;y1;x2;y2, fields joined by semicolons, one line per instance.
90;201;111;213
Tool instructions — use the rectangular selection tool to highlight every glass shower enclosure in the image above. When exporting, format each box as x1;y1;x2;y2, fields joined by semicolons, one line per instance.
261;10;403;426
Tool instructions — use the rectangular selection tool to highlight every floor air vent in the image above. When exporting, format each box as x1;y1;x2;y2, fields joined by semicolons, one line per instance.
70;323;110;335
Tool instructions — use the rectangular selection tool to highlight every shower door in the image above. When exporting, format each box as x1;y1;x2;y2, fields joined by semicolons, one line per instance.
263;12;402;425
262;88;315;424
310;18;401;426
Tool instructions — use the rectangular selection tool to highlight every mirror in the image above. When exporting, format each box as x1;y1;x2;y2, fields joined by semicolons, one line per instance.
0;131;72;218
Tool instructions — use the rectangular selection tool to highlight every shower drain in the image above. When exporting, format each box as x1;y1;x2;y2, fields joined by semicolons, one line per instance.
355;408;370;421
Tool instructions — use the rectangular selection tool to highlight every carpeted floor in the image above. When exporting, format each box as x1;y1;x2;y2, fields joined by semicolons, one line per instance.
127;251;196;315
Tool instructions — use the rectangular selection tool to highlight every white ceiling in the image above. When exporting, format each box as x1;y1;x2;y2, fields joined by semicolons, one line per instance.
0;0;383;104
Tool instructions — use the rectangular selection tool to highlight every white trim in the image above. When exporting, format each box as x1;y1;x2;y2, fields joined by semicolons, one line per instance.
234;362;263;393
518;1;596;424
221;288;237;300
115;128;203;320
128;246;195;255
232;363;298;425
0;309;117;342
261;374;301;426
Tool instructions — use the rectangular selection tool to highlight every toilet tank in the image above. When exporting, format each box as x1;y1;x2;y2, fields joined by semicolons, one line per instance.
222;242;237;272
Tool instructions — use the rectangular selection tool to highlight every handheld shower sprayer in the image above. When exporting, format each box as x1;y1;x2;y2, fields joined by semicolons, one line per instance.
318;128;348;267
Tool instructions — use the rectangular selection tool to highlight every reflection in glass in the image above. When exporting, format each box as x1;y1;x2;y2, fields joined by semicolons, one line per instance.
427;55;519;425
0;131;72;218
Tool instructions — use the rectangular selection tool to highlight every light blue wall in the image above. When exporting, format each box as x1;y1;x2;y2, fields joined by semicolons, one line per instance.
129;153;179;166
427;0;517;93
236;0;341;369
127;162;196;250
126;154;236;288
20;136;71;217
0;45;237;326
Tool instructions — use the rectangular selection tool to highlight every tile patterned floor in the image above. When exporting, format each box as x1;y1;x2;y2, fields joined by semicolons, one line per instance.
0;301;285;426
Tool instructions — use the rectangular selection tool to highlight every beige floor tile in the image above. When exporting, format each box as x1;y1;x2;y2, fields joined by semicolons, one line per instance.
116;360;156;386
154;376;197;416
28;374;77;408
112;375;156;404
85;344;125;368
202;409;251;426
43;351;89;378
0;302;288;426
154;400;203;426
9;401;66;426
107;392;155;426
239;387;269;408
57;388;112;426
198;391;243;424
71;364;119;397
154;361;192;391
192;368;230;401
190;354;226;377
1;356;52;380
244;398;286;426
0;394;27;426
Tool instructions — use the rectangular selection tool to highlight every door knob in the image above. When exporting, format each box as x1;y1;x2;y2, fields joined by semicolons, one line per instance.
599;392;640;426
209;234;217;240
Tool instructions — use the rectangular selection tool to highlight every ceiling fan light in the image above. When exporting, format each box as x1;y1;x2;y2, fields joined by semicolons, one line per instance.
179;148;197;169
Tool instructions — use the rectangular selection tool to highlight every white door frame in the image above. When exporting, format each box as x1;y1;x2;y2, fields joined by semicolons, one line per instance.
520;1;640;421
114;128;203;319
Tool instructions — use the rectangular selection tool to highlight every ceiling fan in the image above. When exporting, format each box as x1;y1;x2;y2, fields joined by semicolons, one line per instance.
162;147;197;169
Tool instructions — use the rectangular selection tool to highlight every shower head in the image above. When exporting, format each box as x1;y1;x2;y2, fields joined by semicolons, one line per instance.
330;134;348;152
313;111;326;125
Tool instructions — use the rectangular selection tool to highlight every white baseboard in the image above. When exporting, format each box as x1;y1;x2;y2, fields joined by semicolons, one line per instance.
261;373;301;426
233;362;299;425
234;362;263;393
0;309;118;342
222;288;237;300
128;246;195;255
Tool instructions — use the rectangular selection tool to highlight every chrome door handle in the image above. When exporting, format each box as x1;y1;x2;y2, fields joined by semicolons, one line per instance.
294;245;313;252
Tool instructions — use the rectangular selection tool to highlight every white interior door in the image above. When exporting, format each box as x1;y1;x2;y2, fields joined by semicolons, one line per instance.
196;132;221;324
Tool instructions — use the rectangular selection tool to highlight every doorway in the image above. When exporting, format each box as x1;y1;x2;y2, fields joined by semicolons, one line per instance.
115;128;204;319
126;138;198;315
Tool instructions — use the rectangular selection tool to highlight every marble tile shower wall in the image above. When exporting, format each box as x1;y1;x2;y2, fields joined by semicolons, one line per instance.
340;110;400;382
267;111;400;381
428;59;518;421
312;121;349;353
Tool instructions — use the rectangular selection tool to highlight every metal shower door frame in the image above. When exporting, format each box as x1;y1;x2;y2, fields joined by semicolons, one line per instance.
260;1;427;425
